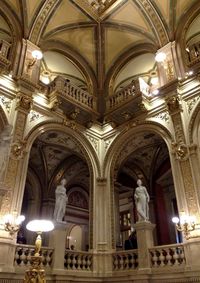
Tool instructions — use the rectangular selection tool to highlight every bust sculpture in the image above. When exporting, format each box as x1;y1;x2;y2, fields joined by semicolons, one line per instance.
134;179;150;222
53;179;68;222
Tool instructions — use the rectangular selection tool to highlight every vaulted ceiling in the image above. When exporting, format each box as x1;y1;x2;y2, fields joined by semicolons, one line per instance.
1;0;200;97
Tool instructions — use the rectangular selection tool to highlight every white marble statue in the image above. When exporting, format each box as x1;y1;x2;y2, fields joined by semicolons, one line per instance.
53;178;68;222
0;125;12;182
134;179;150;222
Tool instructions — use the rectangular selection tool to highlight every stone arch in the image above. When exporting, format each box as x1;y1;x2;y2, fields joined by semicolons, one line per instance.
103;121;173;248
104;121;173;178
20;121;100;249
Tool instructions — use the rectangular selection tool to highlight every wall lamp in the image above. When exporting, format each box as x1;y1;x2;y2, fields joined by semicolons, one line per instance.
24;219;54;283
3;212;25;236
172;214;196;239
28;50;43;68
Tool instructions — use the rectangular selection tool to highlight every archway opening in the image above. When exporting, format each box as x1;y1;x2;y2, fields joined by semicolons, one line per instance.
20;130;90;249
114;130;179;249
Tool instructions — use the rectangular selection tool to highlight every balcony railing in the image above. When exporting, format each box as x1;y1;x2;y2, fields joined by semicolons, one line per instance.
149;244;185;268
49;76;97;112
112;250;138;271
106;81;137;111
186;42;200;66
64;250;93;271
14;243;186;274
14;244;53;268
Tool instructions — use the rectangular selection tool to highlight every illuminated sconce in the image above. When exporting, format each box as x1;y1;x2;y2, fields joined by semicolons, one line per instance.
28;50;43;68
155;52;166;63
24;219;54;283
172;213;196;239
4;212;25;235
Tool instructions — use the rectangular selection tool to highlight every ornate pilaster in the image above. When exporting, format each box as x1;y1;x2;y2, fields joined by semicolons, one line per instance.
166;94;200;221
1;89;33;217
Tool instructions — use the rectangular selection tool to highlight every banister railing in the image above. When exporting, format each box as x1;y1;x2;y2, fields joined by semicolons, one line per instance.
149;244;185;268
14;244;54;268
49;76;97;111
112;250;138;271
64;250;93;271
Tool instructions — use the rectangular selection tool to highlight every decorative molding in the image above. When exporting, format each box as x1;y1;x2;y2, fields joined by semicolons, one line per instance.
29;110;43;123
0;95;12;113
16;94;33;112
29;0;60;44
154;111;170;123
86;134;99;153
187;96;200;114
11;140;27;160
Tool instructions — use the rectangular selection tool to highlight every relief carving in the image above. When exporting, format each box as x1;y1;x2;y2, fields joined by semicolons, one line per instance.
11;140;27;159
16;95;33;112
166;95;181;114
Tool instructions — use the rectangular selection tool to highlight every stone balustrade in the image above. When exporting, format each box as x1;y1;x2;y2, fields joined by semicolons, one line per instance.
49;76;97;111
112;250;138;271
106;81;137;110
14;244;54;268
14;243;186;273
64;250;93;271
149;244;185;268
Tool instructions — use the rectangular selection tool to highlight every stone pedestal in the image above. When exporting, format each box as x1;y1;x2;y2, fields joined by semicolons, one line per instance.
133;221;155;270
49;222;67;273
0;231;16;273
184;238;200;270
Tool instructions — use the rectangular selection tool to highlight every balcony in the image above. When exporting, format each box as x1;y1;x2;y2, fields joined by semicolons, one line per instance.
105;79;149;125
48;76;99;125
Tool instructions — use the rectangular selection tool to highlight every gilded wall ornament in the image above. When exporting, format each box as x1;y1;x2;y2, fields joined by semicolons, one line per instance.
166;96;181;114
11;140;27;159
16;95;33;112
86;134;98;153
171;142;188;160
63;119;77;130
30;110;43;122
187;97;200;114
154;111;170;123
0;95;11;113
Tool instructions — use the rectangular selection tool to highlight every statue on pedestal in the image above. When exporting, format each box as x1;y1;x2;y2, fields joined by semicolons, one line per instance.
134;179;150;222
53;179;68;222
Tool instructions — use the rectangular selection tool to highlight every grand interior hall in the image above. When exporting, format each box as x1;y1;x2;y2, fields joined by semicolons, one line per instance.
0;0;200;282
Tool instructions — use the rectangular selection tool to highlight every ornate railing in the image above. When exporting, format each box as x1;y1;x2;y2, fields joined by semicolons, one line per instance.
112;250;138;271
107;82;136;110
14;244;54;267
49;76;97;111
149;244;185;268
64;250;93;271
186;42;200;66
